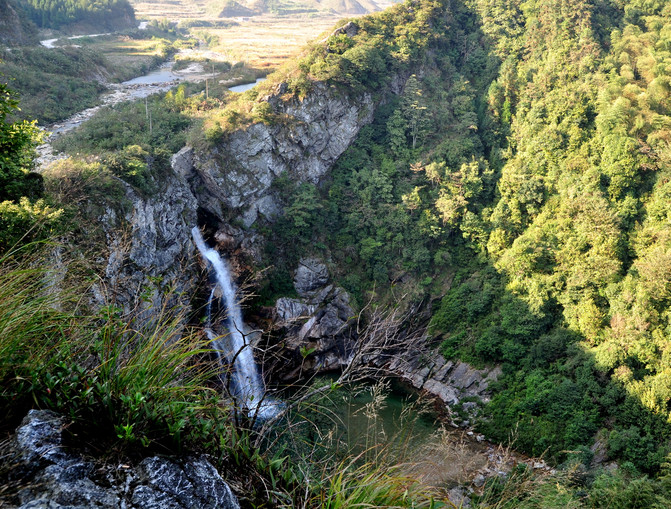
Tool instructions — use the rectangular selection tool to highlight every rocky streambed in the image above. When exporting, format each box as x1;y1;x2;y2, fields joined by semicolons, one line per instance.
34;61;210;169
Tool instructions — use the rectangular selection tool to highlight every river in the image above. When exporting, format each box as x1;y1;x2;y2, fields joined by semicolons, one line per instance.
35;40;265;168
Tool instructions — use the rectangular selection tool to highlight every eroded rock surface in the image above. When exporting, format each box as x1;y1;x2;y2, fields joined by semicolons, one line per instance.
4;410;240;509
273;257;356;377
294;258;330;296
97;159;199;314
384;349;501;424
96;75;383;315
188;82;375;225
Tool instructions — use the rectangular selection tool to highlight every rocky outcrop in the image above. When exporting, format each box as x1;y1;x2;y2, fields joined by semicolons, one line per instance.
272;257;356;377
98;74;382;311
293;258;330;296
4;410;240;509
97;156;200;313
272;260;499;418
387;351;502;425
189;82;375;226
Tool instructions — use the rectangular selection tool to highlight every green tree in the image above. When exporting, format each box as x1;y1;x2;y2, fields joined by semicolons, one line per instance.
401;74;428;150
0;82;43;202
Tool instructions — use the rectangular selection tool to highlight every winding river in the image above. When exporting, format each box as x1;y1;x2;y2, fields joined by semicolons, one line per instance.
35;30;265;169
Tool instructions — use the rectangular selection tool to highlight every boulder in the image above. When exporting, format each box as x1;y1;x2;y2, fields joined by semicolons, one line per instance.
294;258;329;296
276;297;315;322
6;411;240;509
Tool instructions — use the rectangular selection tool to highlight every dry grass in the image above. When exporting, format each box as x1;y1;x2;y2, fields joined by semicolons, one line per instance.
132;0;209;19
203;15;345;69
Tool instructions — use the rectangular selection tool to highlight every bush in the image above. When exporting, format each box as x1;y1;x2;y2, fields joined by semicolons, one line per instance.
0;198;62;252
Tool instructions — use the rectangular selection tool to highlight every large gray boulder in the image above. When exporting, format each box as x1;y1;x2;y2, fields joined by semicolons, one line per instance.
272;258;356;377
294;258;329;296
6;410;240;509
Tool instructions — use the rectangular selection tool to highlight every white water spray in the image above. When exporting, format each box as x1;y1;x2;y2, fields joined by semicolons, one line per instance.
192;227;279;419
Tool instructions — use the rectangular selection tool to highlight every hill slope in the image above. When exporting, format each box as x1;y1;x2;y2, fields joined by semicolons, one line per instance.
0;0;38;45
202;0;671;477
17;0;136;32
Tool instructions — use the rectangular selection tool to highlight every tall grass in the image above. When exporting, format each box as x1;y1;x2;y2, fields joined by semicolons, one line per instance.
314;460;453;509
0;245;77;426
0;244;615;508
0;244;229;453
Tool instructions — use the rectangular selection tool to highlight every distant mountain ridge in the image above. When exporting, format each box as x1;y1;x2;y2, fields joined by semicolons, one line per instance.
211;0;382;17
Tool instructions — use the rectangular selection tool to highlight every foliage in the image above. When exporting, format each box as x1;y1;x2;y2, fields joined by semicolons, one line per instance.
17;0;135;30
0;81;61;253
53;85;202;157
0;47;108;124
6;0;671;505
247;0;671;480
0;198;62;252
0;246;230;451
0;82;43;201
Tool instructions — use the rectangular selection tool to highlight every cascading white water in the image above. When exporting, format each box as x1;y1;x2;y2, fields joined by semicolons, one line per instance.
192;227;279;419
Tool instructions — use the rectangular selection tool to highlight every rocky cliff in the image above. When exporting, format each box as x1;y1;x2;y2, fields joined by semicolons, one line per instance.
101;75;379;311
92;56;498;421
185;81;375;227
97;161;199;314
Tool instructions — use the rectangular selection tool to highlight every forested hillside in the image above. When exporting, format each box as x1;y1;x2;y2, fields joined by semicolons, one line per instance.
17;0;135;30
244;0;671;479
0;0;38;45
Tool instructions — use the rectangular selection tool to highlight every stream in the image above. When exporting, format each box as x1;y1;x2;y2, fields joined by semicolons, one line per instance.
35;30;266;169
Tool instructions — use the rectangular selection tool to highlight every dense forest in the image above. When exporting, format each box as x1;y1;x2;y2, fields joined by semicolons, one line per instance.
5;0;671;506
250;0;671;481
17;0;135;30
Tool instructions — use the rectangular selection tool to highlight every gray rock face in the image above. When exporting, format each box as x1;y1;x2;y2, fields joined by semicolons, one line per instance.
98;74;383;314
273;259;356;376
98;156;200;314
7;411;240;509
294;258;330;296
276;297;315;322
133;457;239;509
389;350;501;423
447;487;471;508
14;410;69;468
190;83;375;225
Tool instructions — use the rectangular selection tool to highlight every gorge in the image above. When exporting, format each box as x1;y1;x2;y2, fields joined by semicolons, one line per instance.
4;0;671;507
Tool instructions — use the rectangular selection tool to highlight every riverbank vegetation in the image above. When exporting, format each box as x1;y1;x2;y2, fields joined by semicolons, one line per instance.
0;29;184;124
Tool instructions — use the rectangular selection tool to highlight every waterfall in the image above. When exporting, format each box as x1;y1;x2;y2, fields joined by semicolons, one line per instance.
192;227;279;419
